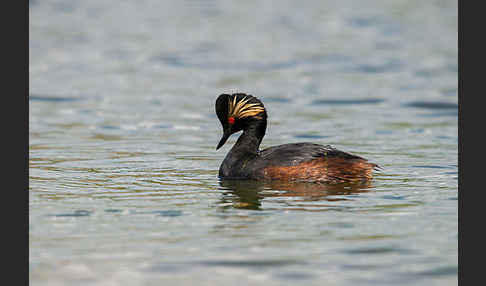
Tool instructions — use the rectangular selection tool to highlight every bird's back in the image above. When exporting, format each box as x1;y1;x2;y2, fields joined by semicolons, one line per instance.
243;142;377;183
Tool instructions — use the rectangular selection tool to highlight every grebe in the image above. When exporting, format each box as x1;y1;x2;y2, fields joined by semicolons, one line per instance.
215;93;378;183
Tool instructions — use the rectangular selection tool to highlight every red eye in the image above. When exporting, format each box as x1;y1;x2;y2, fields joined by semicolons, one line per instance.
228;117;235;124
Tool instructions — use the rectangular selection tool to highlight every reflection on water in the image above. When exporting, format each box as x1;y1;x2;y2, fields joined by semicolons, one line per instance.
218;179;373;210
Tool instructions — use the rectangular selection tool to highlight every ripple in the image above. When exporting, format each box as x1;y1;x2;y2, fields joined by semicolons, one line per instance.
355;61;403;73
417;266;458;277
411;165;450;169
263;97;292;103
381;195;405;200
349;16;382;28
152;55;302;71
29;94;82;102
417;110;458;117
48;210;93;217
151;53;352;71
343;246;414;255
275;271;315;281
129;210;183;217
104;209;123;213
404;101;458;110
341;263;383;270
198;259;304;268
89;133;123;141
147;259;305;273
311;98;385;105
338;234;400;241
294;134;329;139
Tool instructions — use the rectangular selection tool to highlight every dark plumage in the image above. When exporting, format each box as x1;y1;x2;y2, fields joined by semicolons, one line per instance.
215;93;378;183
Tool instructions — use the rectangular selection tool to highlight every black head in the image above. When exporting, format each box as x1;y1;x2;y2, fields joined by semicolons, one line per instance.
215;93;267;150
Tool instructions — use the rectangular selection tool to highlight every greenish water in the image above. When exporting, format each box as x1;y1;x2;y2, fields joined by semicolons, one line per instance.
30;0;457;285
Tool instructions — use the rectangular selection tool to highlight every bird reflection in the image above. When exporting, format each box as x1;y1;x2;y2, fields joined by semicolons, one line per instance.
218;179;373;210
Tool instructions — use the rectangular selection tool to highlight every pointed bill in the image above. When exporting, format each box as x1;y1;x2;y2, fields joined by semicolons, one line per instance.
216;129;231;150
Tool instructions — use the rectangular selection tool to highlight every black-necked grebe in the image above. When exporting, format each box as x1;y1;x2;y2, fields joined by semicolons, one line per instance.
215;93;378;183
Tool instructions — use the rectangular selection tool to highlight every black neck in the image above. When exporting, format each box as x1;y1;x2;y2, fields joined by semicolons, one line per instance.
219;116;267;178
237;119;267;152
222;119;266;170
232;124;265;154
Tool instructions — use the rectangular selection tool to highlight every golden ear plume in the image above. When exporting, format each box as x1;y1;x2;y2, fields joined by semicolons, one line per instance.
228;96;265;119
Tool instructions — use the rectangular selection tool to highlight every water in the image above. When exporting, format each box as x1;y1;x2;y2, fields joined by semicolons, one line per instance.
29;0;458;285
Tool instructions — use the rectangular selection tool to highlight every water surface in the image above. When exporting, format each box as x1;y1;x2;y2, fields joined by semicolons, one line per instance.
30;0;457;285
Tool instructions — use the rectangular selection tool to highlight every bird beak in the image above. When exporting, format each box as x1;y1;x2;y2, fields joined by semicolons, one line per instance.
216;128;231;150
